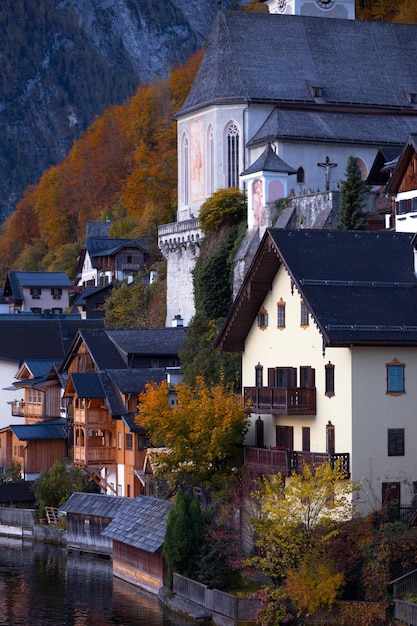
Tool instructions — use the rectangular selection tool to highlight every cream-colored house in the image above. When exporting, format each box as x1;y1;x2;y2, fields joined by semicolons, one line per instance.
217;229;417;517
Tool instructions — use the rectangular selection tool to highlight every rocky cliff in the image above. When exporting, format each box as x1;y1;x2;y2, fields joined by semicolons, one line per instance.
0;0;231;222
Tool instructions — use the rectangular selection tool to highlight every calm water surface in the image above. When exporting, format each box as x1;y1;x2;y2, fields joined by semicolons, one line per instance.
0;538;192;626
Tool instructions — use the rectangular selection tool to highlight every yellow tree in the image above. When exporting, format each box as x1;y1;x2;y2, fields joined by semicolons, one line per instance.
137;377;249;489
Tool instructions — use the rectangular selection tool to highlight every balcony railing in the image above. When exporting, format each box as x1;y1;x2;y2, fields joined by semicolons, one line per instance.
73;408;113;425
9;401;25;417
244;387;316;415
244;446;350;478
73;445;116;466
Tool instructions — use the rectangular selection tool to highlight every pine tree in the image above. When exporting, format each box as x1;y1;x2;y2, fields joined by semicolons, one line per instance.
336;156;366;230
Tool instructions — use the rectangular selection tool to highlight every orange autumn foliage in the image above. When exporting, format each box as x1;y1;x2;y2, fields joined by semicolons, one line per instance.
0;49;203;275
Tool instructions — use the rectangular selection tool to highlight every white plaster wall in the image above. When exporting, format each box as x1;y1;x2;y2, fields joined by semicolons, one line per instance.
352;346;417;514
0;361;21;429
242;266;353;458
22;287;70;312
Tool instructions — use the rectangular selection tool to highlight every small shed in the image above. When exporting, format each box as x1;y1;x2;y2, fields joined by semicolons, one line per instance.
102;495;174;594
60;492;129;556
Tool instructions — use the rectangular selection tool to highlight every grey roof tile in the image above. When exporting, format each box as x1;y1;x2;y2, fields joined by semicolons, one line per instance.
178;12;417;119
60;492;129;517
102;496;174;553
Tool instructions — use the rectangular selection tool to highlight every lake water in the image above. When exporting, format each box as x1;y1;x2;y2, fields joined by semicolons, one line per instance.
0;537;192;626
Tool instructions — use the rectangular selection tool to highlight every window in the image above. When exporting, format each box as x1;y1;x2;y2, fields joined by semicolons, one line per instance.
125;434;133;450
300;300;309;326
300;366;315;388
302;426;310;452
117;433;122;450
226;122;239;187
326;421;335;455
255;363;263;387
51;308;62;314
325;362;335;397
276;367;297;388
31;307;41;314
51;288;62;299
277;299;286;329
257;307;268;330
296;167;305;184
181;133;189;205
388;428;404;456
30;287;41;299
151;358;160;368
386;359;405;394
207;125;214;196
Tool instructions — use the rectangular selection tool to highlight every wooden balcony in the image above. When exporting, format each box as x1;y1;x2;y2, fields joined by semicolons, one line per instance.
244;387;316;415
73;408;113;425
244;446;350;478
9;401;25;417
73;445;116;466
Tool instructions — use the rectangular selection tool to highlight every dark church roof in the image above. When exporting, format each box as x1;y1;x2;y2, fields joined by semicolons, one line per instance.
217;230;417;352
178;12;417;137
241;144;296;176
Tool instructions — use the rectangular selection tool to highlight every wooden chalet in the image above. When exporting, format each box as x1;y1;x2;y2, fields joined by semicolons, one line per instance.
60;492;129;556
59;328;185;497
0;359;68;480
102;495;174;594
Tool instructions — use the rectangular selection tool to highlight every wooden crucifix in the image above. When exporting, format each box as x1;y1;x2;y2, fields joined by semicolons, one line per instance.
317;155;337;191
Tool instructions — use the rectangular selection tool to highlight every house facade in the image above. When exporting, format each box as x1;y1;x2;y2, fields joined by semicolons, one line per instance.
216;229;417;517
77;221;148;288
0;360;67;480
59;328;185;498
3;271;72;314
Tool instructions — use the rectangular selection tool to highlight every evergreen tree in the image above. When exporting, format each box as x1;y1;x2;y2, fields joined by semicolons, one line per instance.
163;489;203;589
336;156;366;230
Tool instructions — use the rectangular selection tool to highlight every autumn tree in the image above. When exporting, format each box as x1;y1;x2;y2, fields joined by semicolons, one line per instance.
104;275;165;328
137;377;249;489
249;464;357;589
336;156;366;230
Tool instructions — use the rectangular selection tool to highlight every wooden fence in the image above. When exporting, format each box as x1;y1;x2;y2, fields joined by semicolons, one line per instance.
173;573;260;621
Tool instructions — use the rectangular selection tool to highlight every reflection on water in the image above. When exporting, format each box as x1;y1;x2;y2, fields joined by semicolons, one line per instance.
0;537;192;626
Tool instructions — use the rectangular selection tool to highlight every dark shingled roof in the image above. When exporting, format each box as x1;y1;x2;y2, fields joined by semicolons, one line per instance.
102;496;174;553
106;368;168;394
178;12;417;150
106;327;187;357
247;108;417;148
10;419;67;441
217;230;417;352
60;492;129;518
241;143;296;176
0;319;104;366
3;271;72;299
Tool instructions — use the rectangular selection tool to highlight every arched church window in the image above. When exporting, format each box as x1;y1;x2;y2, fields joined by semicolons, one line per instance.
297;167;305;184
207;125;214;195
181;133;189;206
355;157;367;179
225;122;240;188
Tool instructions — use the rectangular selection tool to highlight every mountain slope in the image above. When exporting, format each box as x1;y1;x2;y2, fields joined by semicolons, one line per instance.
0;0;227;221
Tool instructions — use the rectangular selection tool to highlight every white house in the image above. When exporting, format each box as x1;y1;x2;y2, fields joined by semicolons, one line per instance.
216;229;417;517
3;271;72;314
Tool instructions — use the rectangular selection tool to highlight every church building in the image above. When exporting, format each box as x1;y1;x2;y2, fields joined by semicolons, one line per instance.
159;0;417;326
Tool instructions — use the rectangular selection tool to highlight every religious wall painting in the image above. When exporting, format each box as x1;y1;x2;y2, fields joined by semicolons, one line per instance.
253;178;266;227
191;119;205;202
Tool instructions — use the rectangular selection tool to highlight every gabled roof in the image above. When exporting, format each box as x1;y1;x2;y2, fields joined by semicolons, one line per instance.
241;143;296;176
60;327;186;373
14;360;58;384
178;12;417;117
386;134;417;194
216;229;417;352
3;271;72;299
366;147;400;186
106;368;168;394
10;419;67;441
60;492;129;517
73;284;113;306
85;238;148;259
101;495;174;553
